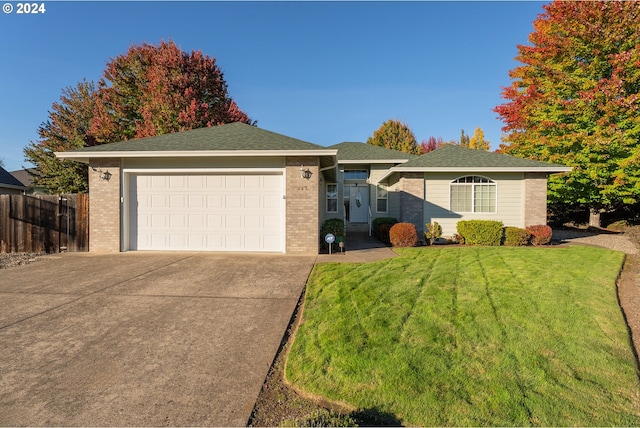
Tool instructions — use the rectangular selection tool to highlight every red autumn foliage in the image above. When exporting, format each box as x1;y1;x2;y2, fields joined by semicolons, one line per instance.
526;225;553;246
91;40;253;144
389;223;419;248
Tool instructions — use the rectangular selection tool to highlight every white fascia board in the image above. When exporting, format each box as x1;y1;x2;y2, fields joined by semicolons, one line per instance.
375;166;572;183
55;149;337;163
339;159;411;164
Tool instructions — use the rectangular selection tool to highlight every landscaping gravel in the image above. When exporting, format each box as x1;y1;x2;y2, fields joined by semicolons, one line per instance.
0;253;44;269
553;228;639;255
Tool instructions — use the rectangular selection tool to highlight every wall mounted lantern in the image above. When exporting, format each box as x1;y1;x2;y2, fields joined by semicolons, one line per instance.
300;165;313;180
92;167;112;181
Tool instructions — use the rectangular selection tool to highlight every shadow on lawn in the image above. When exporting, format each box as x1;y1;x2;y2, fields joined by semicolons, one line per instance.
350;407;404;427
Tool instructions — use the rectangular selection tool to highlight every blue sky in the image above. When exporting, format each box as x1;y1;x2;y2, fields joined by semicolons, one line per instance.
0;1;545;172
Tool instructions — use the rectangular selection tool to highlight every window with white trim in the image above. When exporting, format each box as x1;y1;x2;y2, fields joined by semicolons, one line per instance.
326;183;338;213
450;176;496;213
376;185;388;213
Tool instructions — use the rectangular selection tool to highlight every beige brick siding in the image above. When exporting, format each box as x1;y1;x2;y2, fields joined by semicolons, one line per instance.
524;172;548;227
88;159;121;252
286;157;320;254
399;173;425;237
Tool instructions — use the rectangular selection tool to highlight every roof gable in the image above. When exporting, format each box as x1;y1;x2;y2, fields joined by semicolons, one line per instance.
329;142;416;163
71;122;326;153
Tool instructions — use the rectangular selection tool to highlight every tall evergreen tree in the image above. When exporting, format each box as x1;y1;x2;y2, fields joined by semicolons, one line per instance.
24;80;96;193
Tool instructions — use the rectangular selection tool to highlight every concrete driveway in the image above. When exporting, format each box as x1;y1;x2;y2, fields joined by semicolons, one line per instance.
0;252;315;426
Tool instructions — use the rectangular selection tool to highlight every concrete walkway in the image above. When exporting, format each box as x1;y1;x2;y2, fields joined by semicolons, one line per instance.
316;232;398;263
0;252;314;427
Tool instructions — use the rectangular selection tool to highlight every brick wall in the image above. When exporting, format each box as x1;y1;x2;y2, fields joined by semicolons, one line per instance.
286;157;320;254
88;159;121;252
399;173;425;237
524;172;548;227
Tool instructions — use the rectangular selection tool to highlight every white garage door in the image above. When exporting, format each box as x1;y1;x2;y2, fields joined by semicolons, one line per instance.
129;173;285;252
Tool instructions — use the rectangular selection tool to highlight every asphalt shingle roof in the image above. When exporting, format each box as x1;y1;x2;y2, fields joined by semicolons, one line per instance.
398;144;569;169
74;122;327;152
0;166;26;188
329;142;417;162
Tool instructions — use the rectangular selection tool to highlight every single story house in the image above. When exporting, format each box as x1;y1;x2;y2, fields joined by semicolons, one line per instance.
0;166;27;195
56;122;570;254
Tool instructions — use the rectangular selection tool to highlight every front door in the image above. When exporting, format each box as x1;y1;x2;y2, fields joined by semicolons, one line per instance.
345;185;368;223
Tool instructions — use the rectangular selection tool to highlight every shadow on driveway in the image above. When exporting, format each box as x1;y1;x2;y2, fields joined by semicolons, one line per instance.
0;252;314;426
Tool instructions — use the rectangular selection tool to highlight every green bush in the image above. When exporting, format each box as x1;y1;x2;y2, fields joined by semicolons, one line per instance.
425;221;442;245
389;222;418;247
372;217;398;239
526;224;553;245
378;223;393;246
320;218;345;252
456;220;504;246
504;226;531;246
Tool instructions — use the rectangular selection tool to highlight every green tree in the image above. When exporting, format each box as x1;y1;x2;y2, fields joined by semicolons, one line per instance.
24;80;96;193
459;129;470;147
366;119;420;155
469;127;490;151
494;1;640;227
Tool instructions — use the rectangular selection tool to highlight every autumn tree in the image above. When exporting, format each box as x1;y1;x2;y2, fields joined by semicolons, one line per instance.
366;119;420;155
420;136;446;154
494;1;640;227
25;41;253;193
469;127;490;150
91;40;253;143
24;80;97;193
459;129;470;147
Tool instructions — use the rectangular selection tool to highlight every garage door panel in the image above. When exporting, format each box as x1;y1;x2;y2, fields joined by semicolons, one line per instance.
130;173;284;252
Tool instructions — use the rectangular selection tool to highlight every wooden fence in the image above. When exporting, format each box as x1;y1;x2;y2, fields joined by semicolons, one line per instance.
0;194;89;253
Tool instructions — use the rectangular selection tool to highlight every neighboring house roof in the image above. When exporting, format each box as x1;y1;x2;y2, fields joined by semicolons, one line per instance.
56;122;336;162
9;168;34;187
0;166;27;191
329;142;416;164
377;144;572;182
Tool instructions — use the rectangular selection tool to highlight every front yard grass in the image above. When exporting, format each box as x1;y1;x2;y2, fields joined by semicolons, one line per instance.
285;246;640;426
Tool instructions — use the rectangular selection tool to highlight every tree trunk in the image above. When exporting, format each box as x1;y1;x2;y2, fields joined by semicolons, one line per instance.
589;208;602;228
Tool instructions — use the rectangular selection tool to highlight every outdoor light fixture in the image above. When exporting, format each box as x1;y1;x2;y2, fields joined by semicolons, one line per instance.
300;166;313;180
92;167;112;181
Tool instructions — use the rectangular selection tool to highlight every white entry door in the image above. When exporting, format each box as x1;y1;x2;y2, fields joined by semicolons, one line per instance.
129;173;284;252
345;184;369;223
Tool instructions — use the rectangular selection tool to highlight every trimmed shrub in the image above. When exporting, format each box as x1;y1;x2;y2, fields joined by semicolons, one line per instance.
372;217;398;239
378;223;393;246
424;221;442;245
527;224;553;245
456;220;504;246
320;218;345;252
504;227;531;246
389;222;418;247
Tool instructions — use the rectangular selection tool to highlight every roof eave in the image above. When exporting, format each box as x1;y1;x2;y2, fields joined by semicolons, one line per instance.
0;183;27;190
375;166;572;183
55;149;338;163
338;159;412;165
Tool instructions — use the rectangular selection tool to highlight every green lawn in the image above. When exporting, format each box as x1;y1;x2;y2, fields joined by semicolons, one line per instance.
285;246;640;426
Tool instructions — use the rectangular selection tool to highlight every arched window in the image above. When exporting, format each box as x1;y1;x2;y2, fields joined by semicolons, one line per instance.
450;176;496;213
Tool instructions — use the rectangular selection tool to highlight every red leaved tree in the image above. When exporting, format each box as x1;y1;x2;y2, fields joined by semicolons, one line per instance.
91;40;253;144
494;1;640;227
